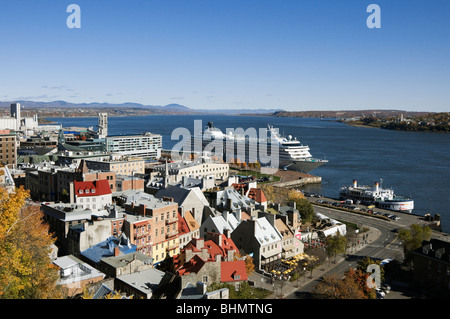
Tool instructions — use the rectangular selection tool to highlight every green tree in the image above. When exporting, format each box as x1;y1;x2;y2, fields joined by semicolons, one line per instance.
290;197;314;223
397;224;432;262
325;231;347;262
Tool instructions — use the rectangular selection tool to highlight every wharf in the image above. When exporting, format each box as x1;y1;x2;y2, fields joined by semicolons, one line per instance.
272;170;321;188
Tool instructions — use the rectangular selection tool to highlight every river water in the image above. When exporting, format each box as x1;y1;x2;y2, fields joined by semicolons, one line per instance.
48;114;450;232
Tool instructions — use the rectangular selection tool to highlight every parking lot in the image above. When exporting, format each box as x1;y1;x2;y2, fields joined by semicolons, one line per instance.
304;192;402;222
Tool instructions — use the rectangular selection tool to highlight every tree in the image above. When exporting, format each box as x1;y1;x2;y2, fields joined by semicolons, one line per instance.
356;257;384;283
344;268;376;299
290;197;314;223
397;224;432;262
0;185;62;299
313;273;365;299
233;252;255;276
325;231;347;262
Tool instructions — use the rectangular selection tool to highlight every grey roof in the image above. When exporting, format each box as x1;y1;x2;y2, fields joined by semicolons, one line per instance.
155;185;209;206
101;252;153;269
116;268;165;295
216;188;255;209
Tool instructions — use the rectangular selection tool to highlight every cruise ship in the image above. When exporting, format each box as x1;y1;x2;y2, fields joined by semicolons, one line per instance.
190;122;328;173
339;179;414;213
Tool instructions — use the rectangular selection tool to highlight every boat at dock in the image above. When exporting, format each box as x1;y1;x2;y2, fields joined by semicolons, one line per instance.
191;121;328;173
339;179;414;213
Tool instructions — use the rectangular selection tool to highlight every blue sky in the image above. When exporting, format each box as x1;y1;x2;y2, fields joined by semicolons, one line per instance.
0;0;449;111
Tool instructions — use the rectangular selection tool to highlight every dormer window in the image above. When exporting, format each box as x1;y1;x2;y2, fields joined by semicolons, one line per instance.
91;189;96;193
85;189;89;194
79;190;83;194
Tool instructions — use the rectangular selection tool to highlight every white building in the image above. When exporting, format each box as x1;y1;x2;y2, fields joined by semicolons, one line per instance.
105;133;162;159
71;179;113;213
0;103;39;134
96;113;108;139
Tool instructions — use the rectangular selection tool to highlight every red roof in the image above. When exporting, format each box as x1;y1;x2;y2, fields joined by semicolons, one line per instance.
74;180;112;197
176;254;205;276
247;188;267;203
221;260;248;282
178;212;190;235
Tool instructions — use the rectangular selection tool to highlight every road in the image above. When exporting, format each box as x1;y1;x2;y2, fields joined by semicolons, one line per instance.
285;200;428;299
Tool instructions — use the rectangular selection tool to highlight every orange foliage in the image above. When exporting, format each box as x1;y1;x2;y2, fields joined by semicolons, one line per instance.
0;185;62;299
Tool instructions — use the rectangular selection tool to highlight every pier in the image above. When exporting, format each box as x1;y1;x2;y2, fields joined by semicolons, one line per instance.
272;170;322;188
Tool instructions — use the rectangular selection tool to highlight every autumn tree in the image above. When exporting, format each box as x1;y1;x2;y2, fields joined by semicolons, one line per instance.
344;268;377;299
0;185;62;299
313;273;365;299
233;252;255;276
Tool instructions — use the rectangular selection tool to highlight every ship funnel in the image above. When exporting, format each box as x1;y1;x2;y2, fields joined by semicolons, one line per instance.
353;180;357;188
375;182;379;192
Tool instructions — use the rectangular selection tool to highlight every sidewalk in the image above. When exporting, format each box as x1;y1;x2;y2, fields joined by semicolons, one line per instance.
248;226;381;299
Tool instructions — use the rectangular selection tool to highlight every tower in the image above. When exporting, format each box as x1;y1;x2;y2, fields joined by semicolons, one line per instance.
10;103;21;130
97;113;108;138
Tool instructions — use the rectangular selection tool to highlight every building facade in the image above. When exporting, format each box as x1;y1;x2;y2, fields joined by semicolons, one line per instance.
0;130;17;168
105;133;162;159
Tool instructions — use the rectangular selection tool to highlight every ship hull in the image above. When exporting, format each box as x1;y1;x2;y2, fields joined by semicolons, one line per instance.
280;158;328;173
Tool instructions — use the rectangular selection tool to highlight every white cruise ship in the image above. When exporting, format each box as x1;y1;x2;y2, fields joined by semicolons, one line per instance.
339;179;414;213
191;122;328;173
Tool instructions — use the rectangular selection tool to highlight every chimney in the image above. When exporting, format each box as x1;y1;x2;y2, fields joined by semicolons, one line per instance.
224;228;231;239
179;206;185;218
227;198;233;210
197;282;207;295
235;208;241;222
214;232;222;247
139;204;147;217
195;238;204;249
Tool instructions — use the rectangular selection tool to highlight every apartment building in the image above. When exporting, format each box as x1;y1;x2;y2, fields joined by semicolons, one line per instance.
23;160;116;202
71;180;113;212
152;161;229;184
121;191;180;264
231;216;283;271
105;133;162;159
85;158;145;175
0;130;17;168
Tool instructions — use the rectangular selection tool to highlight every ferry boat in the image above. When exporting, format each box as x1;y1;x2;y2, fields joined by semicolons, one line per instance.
339;179;414;213
190;122;328;173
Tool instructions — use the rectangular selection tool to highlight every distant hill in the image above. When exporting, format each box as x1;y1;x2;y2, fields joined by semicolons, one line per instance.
269;109;434;118
0;100;281;116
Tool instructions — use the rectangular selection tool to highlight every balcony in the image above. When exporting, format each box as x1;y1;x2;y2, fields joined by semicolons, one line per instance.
165;218;177;225
166;229;179;239
166;243;178;252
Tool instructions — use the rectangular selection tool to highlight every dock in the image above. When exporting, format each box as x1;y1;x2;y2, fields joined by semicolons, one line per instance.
272;170;322;188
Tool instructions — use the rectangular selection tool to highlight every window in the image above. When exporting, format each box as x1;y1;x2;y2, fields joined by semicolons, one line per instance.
202;276;208;283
